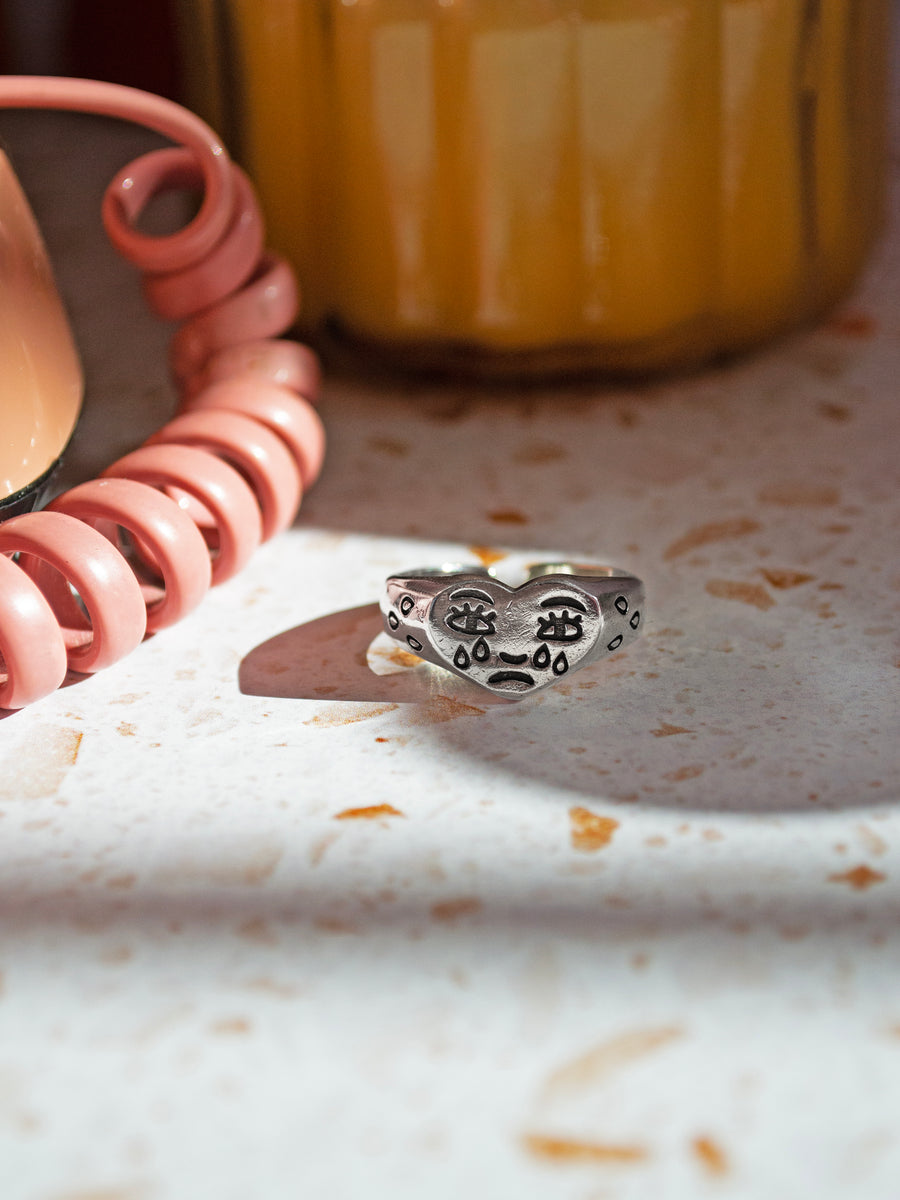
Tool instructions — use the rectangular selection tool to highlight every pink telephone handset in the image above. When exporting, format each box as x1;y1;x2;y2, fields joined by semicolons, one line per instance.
0;77;326;709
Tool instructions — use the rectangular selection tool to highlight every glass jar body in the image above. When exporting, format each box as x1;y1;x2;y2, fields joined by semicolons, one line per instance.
177;0;891;377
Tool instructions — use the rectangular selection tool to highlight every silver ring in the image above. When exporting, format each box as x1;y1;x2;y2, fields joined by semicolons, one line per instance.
381;561;645;699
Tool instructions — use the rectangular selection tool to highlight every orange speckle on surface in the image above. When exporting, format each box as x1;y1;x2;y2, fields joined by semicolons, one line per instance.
569;807;619;852
543;1027;683;1096
334;804;405;821
818;401;852;421
522;1133;648;1165
313;915;358;934
383;647;422;669
408;696;486;725
468;544;506;567
664;764;705;783
779;925;810;941
512;440;567;465
105;874;136;890
692;1135;730;1176
210;1017;251;1035
857;824;889;857
757;483;841;507
651;722;692;737
828;864;886;891
236;917;279;945
67;730;84;764
664;518;760;560
759;568;815;590
367;435;410;457
705;580;775;611
98;945;133;965
826;310;877;338
431;897;482;922
305;703;399;727
487;508;529;525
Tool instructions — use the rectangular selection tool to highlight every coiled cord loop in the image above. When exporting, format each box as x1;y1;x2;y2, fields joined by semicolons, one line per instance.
0;77;326;708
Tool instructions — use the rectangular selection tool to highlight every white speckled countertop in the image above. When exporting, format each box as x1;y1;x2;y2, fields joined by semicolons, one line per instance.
0;73;899;1200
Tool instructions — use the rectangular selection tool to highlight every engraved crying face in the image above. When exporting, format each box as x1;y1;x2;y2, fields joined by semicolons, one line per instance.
428;577;602;696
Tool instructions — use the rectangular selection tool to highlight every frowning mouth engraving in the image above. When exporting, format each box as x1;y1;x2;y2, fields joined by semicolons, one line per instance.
487;670;535;686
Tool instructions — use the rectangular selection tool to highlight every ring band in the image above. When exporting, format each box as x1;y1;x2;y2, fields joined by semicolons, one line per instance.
381;560;645;699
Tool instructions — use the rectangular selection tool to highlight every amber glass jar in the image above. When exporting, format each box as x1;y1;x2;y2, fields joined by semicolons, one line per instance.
176;0;890;376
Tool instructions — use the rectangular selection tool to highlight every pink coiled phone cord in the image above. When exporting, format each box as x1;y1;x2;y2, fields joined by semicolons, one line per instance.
0;77;326;709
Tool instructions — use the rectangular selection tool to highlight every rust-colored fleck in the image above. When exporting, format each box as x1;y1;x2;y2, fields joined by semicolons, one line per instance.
651;722;692;737
367;435;410;457
692;1136;729;1176
826;311;877;338
160;842;283;887
760;568;815;590
105;874;136;890
645;835;667;847
543;1027;683;1096
98;945;133;965
757;483;840;507
211;1017;251;1035
313;915;358;934
384;646;422;668
664;518;760;560
523;1133;648;1164
569;807;619;852
236;917;279;945
468;544;506;567
408;695;486;725
705;580;775;611
431;897;482;922
487;508;529;525
305;702;399;727
818;401;851;421
242;977;299;998
334;803;405;821
780;925;810;941
513;441;567;465
702;828;724;842
857;824;888;857
828;864;886;891
664;764;705;782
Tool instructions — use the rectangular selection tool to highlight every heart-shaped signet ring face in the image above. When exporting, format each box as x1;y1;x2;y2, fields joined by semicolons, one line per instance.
381;563;645;700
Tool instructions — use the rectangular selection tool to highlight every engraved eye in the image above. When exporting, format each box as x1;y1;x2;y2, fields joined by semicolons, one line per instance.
445;602;496;636
537;610;584;642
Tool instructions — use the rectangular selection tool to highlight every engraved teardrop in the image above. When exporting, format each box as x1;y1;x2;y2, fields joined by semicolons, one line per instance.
454;646;470;670
473;637;490;662
533;644;550;669
552;652;568;675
